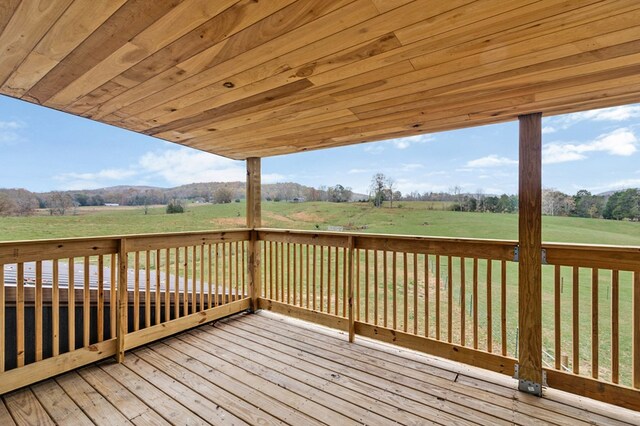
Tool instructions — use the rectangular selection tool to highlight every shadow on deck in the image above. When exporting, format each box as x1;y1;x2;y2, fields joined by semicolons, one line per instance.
1;311;639;425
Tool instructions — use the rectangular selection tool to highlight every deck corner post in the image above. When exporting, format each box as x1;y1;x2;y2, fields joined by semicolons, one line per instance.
247;157;262;312
348;236;356;343
517;112;543;396
116;237;128;363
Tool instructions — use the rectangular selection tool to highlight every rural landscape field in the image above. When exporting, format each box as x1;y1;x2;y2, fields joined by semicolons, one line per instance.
1;200;638;386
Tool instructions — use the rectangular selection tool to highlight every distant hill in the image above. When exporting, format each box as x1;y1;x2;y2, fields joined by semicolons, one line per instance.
1;182;367;208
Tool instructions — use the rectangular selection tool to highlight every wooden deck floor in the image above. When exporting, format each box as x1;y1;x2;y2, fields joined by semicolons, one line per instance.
1;311;639;426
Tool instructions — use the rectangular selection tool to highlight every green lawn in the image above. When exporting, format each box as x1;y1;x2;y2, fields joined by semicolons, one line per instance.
2;200;639;245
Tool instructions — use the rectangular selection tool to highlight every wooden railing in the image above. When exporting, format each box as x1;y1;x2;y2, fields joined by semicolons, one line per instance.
1;227;638;411
256;228;640;411
0;229;250;393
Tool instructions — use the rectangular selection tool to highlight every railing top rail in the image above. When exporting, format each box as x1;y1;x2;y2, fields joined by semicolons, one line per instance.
256;227;518;245
0;228;250;263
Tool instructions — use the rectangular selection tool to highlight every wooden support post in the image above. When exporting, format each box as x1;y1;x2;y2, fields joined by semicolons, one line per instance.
348;236;355;343
247;157;262;312
518;113;543;396
116;238;128;363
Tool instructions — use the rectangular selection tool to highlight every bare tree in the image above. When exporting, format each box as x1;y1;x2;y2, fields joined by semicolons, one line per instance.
47;192;74;216
0;193;17;216
370;173;386;207
386;177;396;208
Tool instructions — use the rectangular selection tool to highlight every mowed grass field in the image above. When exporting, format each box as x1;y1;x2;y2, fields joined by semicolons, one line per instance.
1;200;639;244
1;201;639;385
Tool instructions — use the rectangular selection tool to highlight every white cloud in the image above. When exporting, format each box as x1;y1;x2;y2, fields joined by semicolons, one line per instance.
543;128;637;164
548;105;640;130
0;120;23;129
465;155;517;168
363;133;435;152
263;173;286;183
400;163;424;171
138;148;245;185
542;126;556;134
393;140;410;149
0;120;25;145
348;168;372;174
53;148;251;189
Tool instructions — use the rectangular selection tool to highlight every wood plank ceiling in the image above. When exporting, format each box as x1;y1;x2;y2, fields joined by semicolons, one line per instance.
1;0;639;159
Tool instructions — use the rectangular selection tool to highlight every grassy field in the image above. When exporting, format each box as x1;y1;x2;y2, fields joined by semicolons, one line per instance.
1;201;638;385
1;200;639;245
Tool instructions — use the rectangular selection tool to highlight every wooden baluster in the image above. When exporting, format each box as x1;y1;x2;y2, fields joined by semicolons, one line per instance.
327;246;332;314
393;251;397;330
448;256;453;344
234;241;239;302
554;265;561;370
98;255;104;341
487;259;492;353
300;244;304;308
293;244;297;306
424;254;429;337
193;246;198;310
592;268;599;379
0;263;3;371
320;246;325;312
53;260;60;356
213;244;219;308
156;250;161;323
633;270;640;388
373;250;378;326
241;241;246;298
286;243;291;305
612;270;619;384
460;257;466;347
313;245;317;311
200;245;205;311
222;244;227;306
110;255;116;339
343;247;347;316
207;245;213;309
348;237;355;342
16;263;24;366
68;259;75;352
174;248;180;318
165;249;170;321
279;242;284;304
335;246;340;315
355;248;359;320
383;250;388;328
573;267;579;374
473;258;478;350
306;245;310;309
365;250;369;324
184;247;190;315
501;261;507;356
413;253;418;335
403;252;408;333
116;240;128;363
35;261;43;361
271;242;276;300
133;252;140;330
83;256;90;346
146;250;151;327
435;255;440;341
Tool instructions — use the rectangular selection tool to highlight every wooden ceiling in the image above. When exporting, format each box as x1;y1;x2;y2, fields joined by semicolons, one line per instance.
1;0;639;160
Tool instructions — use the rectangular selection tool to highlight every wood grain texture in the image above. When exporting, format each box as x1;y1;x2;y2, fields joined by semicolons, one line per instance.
0;1;638;158
517;113;542;387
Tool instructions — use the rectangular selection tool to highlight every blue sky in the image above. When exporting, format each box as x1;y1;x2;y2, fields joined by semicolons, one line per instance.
1;95;639;195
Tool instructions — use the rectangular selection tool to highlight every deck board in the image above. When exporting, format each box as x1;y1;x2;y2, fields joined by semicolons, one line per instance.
1;310;639;425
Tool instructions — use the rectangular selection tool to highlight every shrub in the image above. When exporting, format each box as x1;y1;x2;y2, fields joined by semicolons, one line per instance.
166;201;184;214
